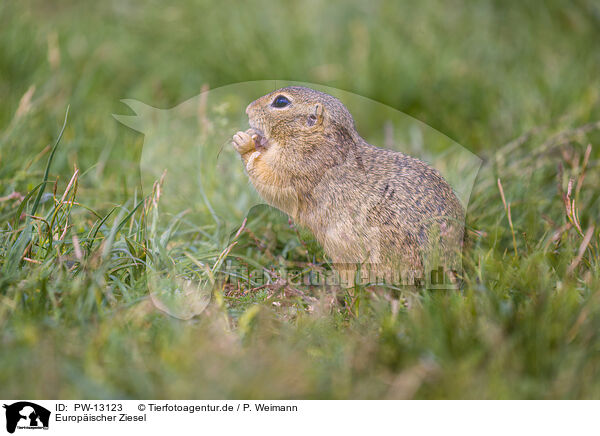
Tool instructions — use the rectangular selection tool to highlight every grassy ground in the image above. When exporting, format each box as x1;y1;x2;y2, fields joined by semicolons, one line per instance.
1;0;600;398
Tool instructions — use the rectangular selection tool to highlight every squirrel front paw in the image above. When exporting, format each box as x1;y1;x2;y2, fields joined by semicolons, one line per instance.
232;130;256;155
245;151;261;172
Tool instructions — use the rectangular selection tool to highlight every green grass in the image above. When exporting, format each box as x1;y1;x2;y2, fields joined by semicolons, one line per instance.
1;0;600;399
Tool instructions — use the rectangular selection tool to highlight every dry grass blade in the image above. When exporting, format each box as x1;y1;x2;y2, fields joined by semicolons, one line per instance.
0;192;25;203
562;177;584;236
567;226;595;275
497;178;518;256
14;85;36;120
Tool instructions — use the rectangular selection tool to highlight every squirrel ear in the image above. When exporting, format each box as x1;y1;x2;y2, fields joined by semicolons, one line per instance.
308;103;324;127
314;103;324;124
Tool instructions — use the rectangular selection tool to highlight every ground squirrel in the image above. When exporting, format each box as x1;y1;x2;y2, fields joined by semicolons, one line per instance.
232;86;464;286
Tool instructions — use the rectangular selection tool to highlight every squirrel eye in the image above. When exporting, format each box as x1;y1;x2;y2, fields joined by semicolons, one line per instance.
272;95;290;108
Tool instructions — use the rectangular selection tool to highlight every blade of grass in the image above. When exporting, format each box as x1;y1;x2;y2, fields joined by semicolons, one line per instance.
31;106;70;216
101;198;145;260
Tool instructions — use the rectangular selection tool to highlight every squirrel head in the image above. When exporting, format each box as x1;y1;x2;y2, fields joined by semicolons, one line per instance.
246;86;357;151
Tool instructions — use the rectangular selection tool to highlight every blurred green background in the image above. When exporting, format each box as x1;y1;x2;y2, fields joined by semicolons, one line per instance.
1;0;600;398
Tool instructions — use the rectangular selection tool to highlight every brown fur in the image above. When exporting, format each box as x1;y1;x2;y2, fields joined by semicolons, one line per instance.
233;86;464;286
